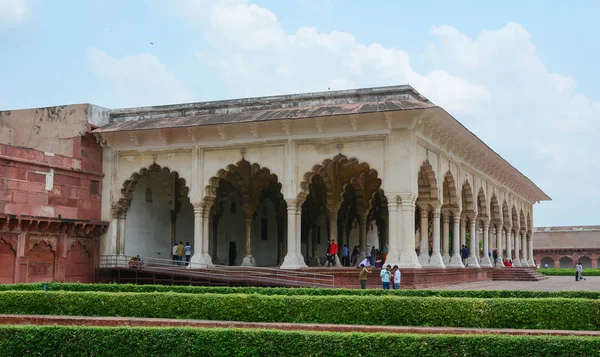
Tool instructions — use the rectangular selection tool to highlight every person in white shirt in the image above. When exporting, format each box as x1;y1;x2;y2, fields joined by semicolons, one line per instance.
184;242;192;266
392;265;401;289
576;262;585;281
359;257;371;267
172;244;178;266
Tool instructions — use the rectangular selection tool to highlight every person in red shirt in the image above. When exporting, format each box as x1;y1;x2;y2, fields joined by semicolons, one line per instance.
327;239;339;267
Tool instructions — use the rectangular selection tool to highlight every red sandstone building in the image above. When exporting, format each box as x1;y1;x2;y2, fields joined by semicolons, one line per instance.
0;105;108;283
533;226;599;268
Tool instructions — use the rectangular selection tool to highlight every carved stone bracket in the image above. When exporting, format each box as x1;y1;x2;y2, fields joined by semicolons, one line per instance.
1;214;109;238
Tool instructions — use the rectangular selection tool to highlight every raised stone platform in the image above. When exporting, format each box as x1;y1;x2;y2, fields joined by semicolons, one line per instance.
299;267;496;289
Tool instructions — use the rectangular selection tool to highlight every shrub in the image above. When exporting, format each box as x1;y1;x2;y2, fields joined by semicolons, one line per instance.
0;325;598;357
1;283;599;299
0;291;598;330
538;268;600;276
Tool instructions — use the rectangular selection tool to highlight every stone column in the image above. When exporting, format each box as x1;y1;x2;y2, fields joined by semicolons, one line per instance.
520;233;529;267
505;229;512;262
359;214;367;257
460;217;467;249
384;195;399;266
527;234;535;266
512;231;522;267
280;199;307;269
496;226;504;268
467;220;480;268
428;207;445;267
418;207;430;266
480;222;493;267
448;216;464;267
296;206;303;262
241;209;256;266
442;213;450;264
328;208;341;265
309;224;319;266
189;203;208;267
109;204;127;266
201;202;213;265
398;194;421;268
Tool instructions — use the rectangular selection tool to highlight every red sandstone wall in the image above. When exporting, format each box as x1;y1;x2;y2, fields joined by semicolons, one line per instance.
0;126;105;284
0;131;103;221
0;234;97;283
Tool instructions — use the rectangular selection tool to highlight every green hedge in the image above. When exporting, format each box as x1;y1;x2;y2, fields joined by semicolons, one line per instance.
2;282;599;299
538;268;600;276
0;325;598;357
0;291;599;330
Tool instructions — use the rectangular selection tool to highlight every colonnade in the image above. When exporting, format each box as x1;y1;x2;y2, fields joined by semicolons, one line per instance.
188;196;535;269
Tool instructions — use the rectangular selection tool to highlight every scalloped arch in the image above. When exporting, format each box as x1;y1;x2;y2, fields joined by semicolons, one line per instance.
461;180;475;217
417;160;439;204
118;163;189;214
204;159;281;211
298;154;378;204
442;171;458;207
477;187;487;219
490;194;502;226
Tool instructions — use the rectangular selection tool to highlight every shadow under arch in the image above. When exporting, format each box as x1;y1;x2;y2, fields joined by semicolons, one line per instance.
298;154;387;267
117;163;194;261
117;163;190;216
204;159;285;267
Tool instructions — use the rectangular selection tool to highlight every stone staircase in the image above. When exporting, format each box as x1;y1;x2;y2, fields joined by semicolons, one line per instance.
491;267;548;282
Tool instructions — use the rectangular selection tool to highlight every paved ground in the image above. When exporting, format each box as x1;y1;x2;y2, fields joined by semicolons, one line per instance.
430;276;600;291
1;315;598;337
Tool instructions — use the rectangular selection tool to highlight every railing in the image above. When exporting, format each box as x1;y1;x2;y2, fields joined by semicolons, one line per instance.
98;255;335;288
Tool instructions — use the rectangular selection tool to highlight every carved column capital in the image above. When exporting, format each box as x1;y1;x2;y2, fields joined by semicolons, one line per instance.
399;193;417;206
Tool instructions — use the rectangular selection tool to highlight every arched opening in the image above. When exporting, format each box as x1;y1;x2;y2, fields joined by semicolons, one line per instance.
579;256;592;268
206;159;285;267
461;181;475;253
119;164;193;261
28;241;55;283
559;256;574;268
298;154;385;267
490;194;501;250
540;257;554;268
0;239;16;284
416;161;439;266
65;241;92;282
441;171;460;265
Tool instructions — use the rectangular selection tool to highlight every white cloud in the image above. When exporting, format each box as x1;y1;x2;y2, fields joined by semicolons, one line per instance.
154;0;489;115
148;1;600;225
88;47;192;108
424;22;600;224
0;0;29;25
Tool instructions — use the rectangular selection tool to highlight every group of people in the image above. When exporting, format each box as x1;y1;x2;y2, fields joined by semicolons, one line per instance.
358;263;401;289
348;245;387;268
172;241;193;266
128;255;144;269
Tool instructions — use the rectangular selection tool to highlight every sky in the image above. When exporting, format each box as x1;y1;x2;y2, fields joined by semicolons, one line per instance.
1;0;599;227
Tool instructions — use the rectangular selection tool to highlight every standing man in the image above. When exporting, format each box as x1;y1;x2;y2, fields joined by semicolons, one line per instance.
341;244;350;267
380;264;391;290
461;245;469;267
184;242;192;266
359;264;371;289
492;249;498;267
328;239;338;267
576;262;583;281
392;265;401;290
172;243;178;265
176;241;185;266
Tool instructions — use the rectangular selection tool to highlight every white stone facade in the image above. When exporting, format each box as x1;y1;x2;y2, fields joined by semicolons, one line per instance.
93;86;550;269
